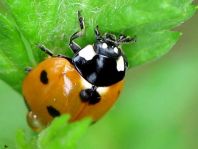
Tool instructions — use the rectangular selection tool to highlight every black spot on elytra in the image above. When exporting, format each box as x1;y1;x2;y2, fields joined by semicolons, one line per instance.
47;106;60;117
40;70;48;84
80;89;101;105
4;145;8;148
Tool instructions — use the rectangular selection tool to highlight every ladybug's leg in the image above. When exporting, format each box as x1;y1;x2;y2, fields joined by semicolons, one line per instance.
80;86;101;105
94;25;102;40
117;35;136;44
38;45;54;57
24;67;32;73
38;45;72;62
94;25;100;39
69;11;85;54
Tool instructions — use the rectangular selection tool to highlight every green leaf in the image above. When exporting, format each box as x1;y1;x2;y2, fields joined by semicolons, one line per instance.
125;30;181;66
0;0;196;92
16;115;91;149
16;130;36;149
0;13;34;92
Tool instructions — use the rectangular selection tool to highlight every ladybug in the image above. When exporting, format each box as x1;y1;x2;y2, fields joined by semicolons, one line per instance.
22;11;135;131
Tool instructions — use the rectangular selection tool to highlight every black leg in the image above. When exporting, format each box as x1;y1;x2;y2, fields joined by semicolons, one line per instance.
94;25;102;40
105;33;116;41
69;11;85;54
57;54;73;63
25;67;32;73
118;35;126;41
38;44;72;62
118;35;136;43
38;45;54;57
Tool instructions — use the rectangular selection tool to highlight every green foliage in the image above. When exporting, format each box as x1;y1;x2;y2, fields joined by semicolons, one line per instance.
0;0;196;92
16;115;91;149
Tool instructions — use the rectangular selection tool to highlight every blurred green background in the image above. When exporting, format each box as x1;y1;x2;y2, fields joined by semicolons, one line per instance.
0;3;198;149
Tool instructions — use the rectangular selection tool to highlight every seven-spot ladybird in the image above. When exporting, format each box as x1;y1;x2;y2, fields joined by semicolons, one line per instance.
22;11;135;131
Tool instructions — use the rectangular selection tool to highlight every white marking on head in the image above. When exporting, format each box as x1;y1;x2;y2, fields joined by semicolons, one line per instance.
114;47;118;54
79;45;96;61
102;43;108;49
97;87;109;95
116;56;125;71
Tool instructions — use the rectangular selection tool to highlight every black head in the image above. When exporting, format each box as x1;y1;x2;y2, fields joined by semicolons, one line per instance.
93;31;135;60
93;37;121;60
